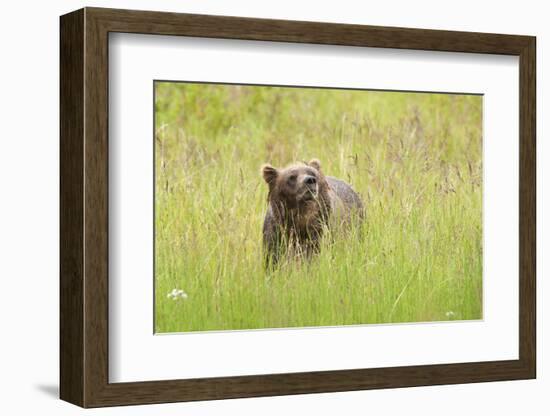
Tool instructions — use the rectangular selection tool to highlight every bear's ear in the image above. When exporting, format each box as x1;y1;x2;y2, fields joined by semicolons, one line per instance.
261;164;278;186
308;159;322;172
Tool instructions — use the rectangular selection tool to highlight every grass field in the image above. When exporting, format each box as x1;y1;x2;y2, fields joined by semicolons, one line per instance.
154;82;483;333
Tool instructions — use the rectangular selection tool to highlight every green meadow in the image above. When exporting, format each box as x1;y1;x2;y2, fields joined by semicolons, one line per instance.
154;82;482;333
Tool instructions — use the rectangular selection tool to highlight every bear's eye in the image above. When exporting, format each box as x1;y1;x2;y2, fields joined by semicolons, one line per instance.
287;175;297;184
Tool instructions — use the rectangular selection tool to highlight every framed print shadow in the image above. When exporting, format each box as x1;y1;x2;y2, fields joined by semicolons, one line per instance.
60;7;536;408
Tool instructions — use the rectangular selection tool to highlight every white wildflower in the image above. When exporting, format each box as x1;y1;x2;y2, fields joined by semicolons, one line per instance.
445;311;455;319
167;288;188;300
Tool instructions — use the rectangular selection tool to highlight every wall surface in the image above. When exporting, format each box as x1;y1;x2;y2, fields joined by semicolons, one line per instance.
0;0;546;414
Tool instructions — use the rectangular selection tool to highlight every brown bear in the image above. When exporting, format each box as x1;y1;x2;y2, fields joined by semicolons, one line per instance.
261;159;364;267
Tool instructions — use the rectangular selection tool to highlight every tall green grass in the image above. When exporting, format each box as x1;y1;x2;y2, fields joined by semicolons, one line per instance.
154;82;482;333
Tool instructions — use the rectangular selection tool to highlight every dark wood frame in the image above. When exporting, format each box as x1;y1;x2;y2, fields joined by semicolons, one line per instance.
60;7;536;408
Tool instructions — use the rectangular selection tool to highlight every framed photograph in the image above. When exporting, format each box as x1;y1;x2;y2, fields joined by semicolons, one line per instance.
60;7;536;407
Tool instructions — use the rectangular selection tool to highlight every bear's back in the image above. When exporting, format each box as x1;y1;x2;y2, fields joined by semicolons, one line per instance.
326;176;364;212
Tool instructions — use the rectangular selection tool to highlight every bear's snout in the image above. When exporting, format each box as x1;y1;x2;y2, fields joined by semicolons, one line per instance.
300;175;318;200
303;175;317;186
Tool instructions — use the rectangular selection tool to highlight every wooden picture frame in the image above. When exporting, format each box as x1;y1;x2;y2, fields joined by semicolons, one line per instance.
60;7;536;408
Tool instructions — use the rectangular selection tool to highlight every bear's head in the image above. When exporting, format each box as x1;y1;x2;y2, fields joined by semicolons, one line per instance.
261;159;330;215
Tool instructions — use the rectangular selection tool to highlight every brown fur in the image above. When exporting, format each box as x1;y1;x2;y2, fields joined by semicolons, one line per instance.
261;159;364;267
